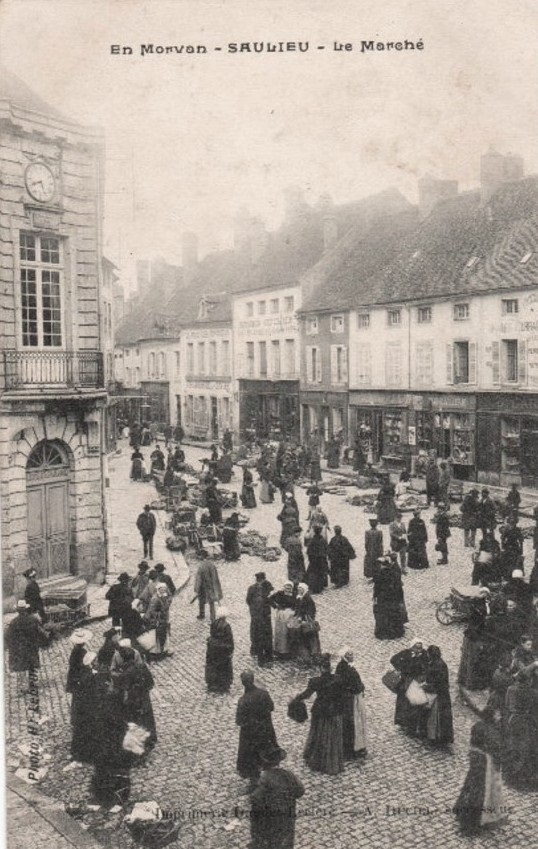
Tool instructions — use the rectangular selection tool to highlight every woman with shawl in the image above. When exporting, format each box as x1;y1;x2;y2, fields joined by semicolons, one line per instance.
306;526;329;595
391;639;429;737
308;505;330;543
422;645;454;748
372;555;406;640
294;654;344;775
291;583;321;664
335;647;368;760
205;607;234;693
241;466;257;509
454;711;506;835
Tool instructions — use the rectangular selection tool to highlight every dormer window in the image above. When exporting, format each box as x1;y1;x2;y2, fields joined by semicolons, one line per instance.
330;314;344;333
466;256;479;269
520;252;533;265
306;316;318;335
198;299;208;320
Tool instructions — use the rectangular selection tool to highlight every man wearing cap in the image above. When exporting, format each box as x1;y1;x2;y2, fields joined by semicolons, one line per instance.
154;563;176;596
131;561;150;598
246;573;274;666
250;745;304;849
23;568;46;621
5;600;49;689
136;504;157;559
236;670;278;791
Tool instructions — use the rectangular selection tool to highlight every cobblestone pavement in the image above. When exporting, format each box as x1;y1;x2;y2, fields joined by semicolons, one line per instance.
5;443;538;849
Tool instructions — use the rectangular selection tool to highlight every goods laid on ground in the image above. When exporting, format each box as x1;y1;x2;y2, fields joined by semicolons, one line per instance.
346;493;377;507
187;485;238;509
239;529;281;561
165;535;187;552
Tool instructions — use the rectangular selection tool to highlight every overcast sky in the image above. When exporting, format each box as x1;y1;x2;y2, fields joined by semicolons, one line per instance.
2;0;537;287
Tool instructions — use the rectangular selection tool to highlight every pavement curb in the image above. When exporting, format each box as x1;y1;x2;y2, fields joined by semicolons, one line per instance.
7;774;104;849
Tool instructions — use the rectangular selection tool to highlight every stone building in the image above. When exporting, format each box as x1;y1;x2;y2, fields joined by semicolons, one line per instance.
0;67;108;601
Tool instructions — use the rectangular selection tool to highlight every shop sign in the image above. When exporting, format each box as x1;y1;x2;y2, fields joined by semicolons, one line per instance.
186;380;230;390
237;315;298;336
418;393;475;411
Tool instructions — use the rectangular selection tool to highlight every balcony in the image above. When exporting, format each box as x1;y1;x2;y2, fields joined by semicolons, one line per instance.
3;350;104;392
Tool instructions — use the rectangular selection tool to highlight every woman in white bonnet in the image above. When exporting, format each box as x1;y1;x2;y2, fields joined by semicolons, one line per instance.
335;647;368;759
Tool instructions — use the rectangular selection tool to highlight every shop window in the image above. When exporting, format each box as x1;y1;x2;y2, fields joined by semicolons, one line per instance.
453;303;470;321
259;341;267;376
330;314;344;333
330;345;348;384
501;417;520;475
387;309;401;327
452;413;474;466
417;306;432;323
384;411;402;449
246;302;254;317
357;313;370;329
447;341;476;384
502;299;519;315
306;316;318;335
246;342;254;377
356;343;371;386
306;346;322;383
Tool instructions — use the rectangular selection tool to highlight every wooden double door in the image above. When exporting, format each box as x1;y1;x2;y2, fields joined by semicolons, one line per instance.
27;476;70;578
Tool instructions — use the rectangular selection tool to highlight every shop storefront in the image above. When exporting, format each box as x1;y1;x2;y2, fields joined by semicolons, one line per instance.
349;391;412;472
412;393;476;481
300;391;348;445
476;393;538;488
238;379;300;442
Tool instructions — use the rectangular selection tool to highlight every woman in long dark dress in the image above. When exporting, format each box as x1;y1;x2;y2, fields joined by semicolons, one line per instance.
454;713;505;836
205;607;234;693
407;509;429;570
277;501;300;548
284;527;306;583
115;647;157;747
457;598;490;690
326;436;340;469
391;640;429;737
222;514;241;561
423;645;454;747
294;654;344;775
306;526;329;595
292;583;321;664
215;451;233;484
91;669;131;807
66;634;98;766
335;648;367;759
328;526;356;588
241;467;257;509
504;671;538;788
372;556;406;640
376;476;397;525
130;449;144;481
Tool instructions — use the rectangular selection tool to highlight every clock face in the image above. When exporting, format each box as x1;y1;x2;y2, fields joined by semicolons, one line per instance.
25;162;56;203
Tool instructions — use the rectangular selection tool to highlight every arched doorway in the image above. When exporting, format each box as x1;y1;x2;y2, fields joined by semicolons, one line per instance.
26;441;71;578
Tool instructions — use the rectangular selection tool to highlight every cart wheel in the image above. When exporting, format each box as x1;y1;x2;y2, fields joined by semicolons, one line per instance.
436;600;456;625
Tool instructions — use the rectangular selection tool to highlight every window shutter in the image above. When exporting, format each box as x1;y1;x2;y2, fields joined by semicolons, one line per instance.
341;346;348;383
491;341;500;384
468;341;477;384
330;346;337;384
446;344;454;384
306;347;313;383
518;340;527;384
316;348;322;383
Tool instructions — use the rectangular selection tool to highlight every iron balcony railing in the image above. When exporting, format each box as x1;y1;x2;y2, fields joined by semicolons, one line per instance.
3;350;104;390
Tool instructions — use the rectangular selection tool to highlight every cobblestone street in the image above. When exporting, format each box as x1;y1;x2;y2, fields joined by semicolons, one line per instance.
5;443;537;849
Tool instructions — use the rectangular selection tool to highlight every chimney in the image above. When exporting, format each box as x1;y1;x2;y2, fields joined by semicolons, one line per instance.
233;210;268;264
182;232;198;286
418;175;459;219
318;193;338;252
480;147;524;205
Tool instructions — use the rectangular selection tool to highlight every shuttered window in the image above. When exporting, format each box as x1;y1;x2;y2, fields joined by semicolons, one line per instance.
356;343;372;385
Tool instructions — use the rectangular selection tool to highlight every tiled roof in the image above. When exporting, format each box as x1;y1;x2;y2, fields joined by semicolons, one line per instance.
300;177;538;313
376;176;538;304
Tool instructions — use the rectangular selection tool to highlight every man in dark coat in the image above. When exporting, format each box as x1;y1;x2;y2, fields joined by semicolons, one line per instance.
249;746;305;849
205;478;223;525
434;506;451;565
478;488;497;540
425;457;440;507
246;573;274;666
236;670;278;789
105;573;134;626
5;600;48;687
328;526;356;588
154;562;176;595
23;568;46;620
461;488;480;548
193;559;223;621
222;428;233;452
136;504;157;559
